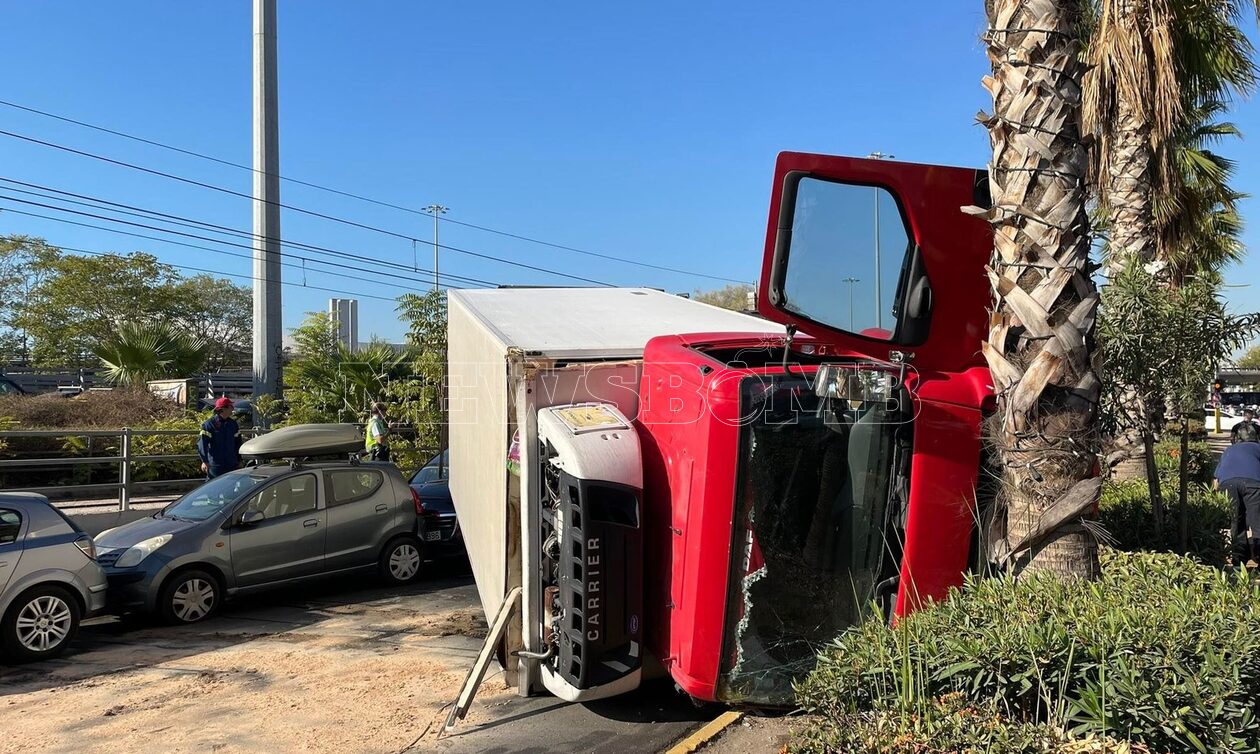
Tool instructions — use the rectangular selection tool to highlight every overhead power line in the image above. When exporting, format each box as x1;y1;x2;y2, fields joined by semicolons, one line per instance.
0;128;614;286
0;205;476;301
0;177;499;288
52;243;407;302
0;98;746;284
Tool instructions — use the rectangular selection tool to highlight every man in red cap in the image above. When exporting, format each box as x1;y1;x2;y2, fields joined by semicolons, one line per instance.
197;397;243;479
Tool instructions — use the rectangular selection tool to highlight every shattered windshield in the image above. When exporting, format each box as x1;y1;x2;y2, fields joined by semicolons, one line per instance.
718;374;901;704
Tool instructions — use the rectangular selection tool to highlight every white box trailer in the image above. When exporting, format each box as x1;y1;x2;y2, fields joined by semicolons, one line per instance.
445;287;783;704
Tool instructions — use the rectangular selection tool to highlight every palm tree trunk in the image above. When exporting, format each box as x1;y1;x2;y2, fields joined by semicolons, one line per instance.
1105;91;1160;474
976;0;1101;579
1105;95;1158;269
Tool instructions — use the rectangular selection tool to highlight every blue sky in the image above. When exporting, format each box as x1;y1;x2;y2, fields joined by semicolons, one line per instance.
1;1;1257;347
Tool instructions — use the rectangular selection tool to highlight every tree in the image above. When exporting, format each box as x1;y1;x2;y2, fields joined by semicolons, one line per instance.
92;321;209;387
168;275;252;369
14;250;182;366
1101;267;1260;545
281;312;418;427
693;284;755;312
1238;344;1260;370
2;238;254;369
974;0;1101;578
282;312;347;425
395;290;447;451
0;236;60;363
1084;0;1256;272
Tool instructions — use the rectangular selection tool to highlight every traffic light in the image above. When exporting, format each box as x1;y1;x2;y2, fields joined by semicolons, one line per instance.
1213;378;1227;392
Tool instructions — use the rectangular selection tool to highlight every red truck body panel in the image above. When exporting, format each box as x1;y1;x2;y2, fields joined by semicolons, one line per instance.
636;153;997;703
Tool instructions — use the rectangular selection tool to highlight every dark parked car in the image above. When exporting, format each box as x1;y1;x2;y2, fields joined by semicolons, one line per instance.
410;449;449;485
411;479;463;558
0;493;108;662
97;459;424;624
409;452;462;559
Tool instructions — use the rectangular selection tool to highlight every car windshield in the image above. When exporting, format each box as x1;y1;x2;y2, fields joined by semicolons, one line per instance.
162;473;269;522
411;451;450;484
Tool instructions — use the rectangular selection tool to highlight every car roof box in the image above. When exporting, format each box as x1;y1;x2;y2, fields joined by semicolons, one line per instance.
240;423;363;460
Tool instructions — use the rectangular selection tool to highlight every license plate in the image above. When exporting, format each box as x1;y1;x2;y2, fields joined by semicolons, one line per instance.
425;531;441;541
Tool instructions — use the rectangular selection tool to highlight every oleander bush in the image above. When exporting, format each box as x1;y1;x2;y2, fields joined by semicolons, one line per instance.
793;693;1153;754
794;551;1260;754
1098;479;1232;566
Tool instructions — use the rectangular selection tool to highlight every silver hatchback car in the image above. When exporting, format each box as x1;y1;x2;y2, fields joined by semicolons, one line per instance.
97;461;423;624
0;493;108;662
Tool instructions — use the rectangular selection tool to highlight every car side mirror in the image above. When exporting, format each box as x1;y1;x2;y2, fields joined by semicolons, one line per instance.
239;509;265;526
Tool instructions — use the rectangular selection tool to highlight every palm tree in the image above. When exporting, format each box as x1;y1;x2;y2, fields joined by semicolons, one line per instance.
1158;98;1247;284
1084;0;1256;273
975;0;1102;577
92;321;209;387
1084;1;1256;473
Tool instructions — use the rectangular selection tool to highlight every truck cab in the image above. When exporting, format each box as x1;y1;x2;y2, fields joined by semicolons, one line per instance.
636;153;995;704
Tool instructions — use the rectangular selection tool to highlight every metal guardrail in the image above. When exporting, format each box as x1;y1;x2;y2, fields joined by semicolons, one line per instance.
0;427;261;511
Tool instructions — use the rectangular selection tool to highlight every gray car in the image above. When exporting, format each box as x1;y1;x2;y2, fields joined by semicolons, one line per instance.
96;461;423;624
0;493;108;662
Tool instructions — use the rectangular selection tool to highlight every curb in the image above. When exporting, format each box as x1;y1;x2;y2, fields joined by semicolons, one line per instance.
664;710;744;754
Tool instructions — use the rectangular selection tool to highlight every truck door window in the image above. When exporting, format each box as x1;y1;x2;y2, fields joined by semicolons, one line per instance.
779;177;912;340
718;374;903;704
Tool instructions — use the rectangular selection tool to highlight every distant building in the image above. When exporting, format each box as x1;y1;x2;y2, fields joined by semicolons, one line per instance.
329;298;359;352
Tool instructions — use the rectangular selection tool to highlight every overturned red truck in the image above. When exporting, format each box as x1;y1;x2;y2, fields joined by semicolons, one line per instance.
445;152;995;717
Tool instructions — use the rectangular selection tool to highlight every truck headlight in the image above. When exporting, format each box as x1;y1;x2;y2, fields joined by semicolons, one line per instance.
114;534;173;568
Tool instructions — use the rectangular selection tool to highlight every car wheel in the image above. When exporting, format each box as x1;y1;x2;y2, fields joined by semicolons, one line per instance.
380;537;423;585
1;585;81;662
159;569;220;625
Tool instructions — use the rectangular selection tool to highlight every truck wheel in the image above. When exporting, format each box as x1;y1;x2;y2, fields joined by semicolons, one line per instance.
380;537;423;585
159;569;220;625
1;585;81;662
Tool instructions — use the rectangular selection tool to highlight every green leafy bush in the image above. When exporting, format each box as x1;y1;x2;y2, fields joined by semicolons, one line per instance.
132;416;203;482
795;551;1260;754
1098;479;1231;566
1152;438;1213;487
793;693;1153;754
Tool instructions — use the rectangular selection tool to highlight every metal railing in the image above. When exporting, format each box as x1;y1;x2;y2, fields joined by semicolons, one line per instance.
0;427;261;511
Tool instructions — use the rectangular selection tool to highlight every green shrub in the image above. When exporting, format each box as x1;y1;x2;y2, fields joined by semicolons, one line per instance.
1152;438;1213;488
132;416;203;482
1098;479;1231;566
793;694;1154;754
795;551;1260;754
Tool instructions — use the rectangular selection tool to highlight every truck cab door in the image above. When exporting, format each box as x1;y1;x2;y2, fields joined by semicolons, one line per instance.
758;152;992;374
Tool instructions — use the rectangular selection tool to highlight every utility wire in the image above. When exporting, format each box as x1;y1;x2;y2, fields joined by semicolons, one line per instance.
0;97;747;284
0;209;476;303
0;190;497;288
0;128;614;286
0;204;488;295
0;177;498;288
52;243;407;302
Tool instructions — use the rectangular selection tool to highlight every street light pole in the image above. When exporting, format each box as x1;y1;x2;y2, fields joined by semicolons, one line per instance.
868;152;894;331
843;277;860;331
423;204;448;291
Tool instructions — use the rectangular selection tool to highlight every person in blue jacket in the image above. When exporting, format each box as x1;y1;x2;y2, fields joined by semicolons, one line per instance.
1215;440;1260;567
198;397;243;479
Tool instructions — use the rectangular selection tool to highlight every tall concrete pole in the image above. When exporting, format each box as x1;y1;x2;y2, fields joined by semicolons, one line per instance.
252;0;283;409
